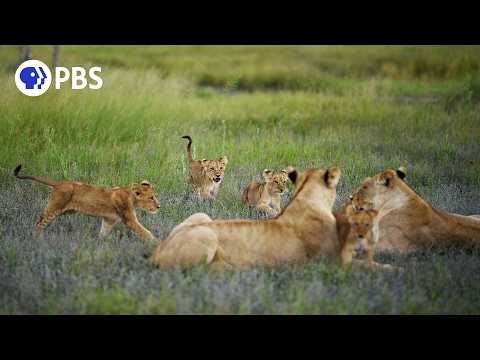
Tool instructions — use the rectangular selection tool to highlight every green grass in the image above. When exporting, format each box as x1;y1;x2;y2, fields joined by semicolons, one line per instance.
1;45;480;314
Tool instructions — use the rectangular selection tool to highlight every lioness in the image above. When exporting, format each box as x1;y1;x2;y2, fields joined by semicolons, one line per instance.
14;165;160;241
340;205;378;268
350;167;480;251
148;166;342;269
182;135;228;200
242;168;291;217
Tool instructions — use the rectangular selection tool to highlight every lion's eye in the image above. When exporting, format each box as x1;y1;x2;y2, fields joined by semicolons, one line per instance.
150;197;154;200
210;167;215;171
135;191;141;196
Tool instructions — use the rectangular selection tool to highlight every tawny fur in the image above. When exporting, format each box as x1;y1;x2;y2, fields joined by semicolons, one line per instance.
347;167;480;252
14;165;160;241
149;166;342;269
340;205;378;268
181;135;228;200
243;168;291;217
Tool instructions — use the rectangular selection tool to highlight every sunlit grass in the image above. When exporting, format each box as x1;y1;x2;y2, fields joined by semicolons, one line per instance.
1;46;480;314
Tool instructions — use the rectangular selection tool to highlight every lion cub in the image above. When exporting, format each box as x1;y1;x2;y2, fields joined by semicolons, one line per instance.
341;204;378;268
243;168;290;217
14;165;160;241
182;135;228;200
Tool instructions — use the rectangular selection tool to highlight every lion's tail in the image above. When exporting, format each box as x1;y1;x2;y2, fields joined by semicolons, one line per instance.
13;165;58;187
181;135;193;163
242;184;250;205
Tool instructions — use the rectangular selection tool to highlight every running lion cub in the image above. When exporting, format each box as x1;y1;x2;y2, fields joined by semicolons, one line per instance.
340;204;378;269
14;165;160;241
243;168;291;217
181;135;228;200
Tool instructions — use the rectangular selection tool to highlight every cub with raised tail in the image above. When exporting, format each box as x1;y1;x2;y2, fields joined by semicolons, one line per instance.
14;165;160;241
181;135;228;200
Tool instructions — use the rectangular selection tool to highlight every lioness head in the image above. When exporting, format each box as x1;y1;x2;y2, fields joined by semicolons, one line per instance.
286;165;341;211
201;157;228;184
131;181;161;214
346;205;378;242
350;167;407;211
263;168;290;194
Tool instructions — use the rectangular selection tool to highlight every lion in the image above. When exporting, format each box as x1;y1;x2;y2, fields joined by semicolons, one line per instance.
339;204;379;268
349;167;480;251
14;165;160;241
242;168;291;217
181;135;228;200
148;165;342;269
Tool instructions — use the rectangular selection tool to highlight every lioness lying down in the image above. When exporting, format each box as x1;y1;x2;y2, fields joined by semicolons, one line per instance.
349;167;480;251
14;165;160;241
149;166;342;269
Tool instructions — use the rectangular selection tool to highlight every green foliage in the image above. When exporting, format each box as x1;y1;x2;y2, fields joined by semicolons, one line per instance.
1;46;480;314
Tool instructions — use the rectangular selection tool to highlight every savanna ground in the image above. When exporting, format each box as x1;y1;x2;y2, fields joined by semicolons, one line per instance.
1;45;480;314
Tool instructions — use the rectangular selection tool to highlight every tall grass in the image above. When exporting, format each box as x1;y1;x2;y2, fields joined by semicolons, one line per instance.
1;46;480;314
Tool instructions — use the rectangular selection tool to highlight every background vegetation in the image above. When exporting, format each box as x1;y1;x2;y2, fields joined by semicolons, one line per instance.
1;45;479;314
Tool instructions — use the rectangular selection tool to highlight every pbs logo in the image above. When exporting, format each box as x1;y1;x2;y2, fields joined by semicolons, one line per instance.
15;60;52;96
15;60;103;97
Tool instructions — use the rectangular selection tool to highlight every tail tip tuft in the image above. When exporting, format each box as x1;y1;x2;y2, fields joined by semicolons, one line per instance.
13;164;22;177
181;135;192;142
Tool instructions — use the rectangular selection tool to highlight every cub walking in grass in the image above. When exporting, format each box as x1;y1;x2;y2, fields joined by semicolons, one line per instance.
243;168;291;217
14;165;160;241
182;135;228;200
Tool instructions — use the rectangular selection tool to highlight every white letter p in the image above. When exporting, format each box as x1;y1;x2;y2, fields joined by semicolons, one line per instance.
55;67;70;89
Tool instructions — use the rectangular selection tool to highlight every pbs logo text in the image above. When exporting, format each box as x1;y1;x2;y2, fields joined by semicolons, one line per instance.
15;59;103;97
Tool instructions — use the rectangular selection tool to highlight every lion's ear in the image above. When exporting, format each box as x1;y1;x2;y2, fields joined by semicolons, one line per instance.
262;169;273;180
396;167;407;180
379;170;396;187
280;166;295;180
140;180;151;187
282;167;292;179
345;204;355;218
285;167;298;184
221;156;228;165
324;165;341;189
130;183;142;196
346;206;356;225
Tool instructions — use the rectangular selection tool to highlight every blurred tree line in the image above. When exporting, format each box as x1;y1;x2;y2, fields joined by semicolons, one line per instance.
19;45;60;67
